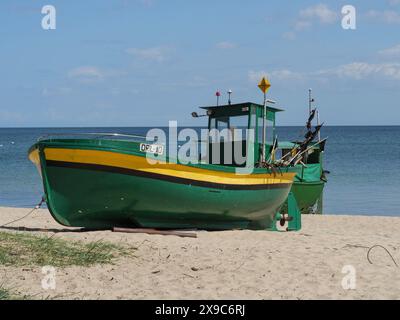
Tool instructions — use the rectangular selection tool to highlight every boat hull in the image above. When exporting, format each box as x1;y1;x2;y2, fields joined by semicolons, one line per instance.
29;140;296;230
291;181;324;214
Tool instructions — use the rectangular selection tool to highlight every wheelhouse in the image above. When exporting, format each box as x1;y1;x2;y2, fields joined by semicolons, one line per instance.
199;102;283;167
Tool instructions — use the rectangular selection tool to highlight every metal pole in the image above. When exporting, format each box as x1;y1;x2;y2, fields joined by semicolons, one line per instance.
317;110;321;141
308;88;312;115
261;92;267;163
216;91;221;106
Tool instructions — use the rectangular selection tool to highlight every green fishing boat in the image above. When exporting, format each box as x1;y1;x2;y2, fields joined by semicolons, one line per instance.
29;80;327;230
28;97;304;231
276;89;328;214
276;141;327;214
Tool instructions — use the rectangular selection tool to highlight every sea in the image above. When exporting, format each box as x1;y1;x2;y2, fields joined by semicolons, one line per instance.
0;126;399;216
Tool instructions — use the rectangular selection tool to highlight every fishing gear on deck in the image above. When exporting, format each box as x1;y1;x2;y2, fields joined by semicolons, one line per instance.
291;138;327;166
257;160;282;176
276;124;324;166
300;123;324;151
306;108;316;132
275;138;327;167
267;135;278;163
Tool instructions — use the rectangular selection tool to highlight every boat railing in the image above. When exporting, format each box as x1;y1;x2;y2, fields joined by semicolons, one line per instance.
37;132;155;142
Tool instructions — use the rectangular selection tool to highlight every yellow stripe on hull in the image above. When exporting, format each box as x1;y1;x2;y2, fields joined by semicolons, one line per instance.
28;148;42;177
31;147;295;186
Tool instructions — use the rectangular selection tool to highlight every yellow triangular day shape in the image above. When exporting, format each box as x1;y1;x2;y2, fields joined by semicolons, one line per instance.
258;77;271;94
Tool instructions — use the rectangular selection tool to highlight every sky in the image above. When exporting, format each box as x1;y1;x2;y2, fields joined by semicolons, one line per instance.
1;0;400;127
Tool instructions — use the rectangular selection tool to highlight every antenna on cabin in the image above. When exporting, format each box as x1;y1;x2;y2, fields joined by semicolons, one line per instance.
227;89;232;105
216;91;221;106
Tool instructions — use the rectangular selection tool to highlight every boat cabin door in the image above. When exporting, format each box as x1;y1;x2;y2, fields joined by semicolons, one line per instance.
205;104;251;167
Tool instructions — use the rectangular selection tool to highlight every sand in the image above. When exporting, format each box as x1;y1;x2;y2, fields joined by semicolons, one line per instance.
0;207;399;300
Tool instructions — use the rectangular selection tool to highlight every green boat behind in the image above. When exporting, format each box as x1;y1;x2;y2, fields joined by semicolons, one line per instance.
276;89;328;214
276;141;327;214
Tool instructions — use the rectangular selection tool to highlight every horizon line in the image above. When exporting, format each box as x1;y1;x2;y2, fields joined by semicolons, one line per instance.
1;124;400;129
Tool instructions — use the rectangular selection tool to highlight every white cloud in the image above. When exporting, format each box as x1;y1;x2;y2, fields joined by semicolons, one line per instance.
68;66;126;83
126;46;173;62
68;66;104;82
299;3;338;24
216;41;237;49
365;10;400;24
379;44;400;56
294;20;312;31
250;62;400;84
284;4;338;40
248;69;304;82
318;62;400;80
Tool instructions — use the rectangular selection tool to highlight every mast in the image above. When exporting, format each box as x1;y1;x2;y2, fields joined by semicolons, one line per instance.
257;77;271;164
309;89;321;141
262;91;267;163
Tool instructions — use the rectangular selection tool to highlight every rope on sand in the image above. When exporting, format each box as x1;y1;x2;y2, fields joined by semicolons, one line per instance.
0;197;45;228
367;244;398;268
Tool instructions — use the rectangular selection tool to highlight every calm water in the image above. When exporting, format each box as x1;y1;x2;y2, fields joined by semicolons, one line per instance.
0;126;399;216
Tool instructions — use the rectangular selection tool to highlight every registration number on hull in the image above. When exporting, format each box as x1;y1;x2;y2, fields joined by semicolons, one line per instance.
139;143;164;155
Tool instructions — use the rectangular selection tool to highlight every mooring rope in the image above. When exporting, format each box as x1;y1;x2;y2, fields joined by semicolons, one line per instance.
0;197;45;228
367;244;399;268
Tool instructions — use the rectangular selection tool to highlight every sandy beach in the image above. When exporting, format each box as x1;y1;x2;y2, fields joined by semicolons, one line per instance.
0;206;399;300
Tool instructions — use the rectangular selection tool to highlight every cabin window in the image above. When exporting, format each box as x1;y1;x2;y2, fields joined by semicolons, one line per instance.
266;119;274;144
207;113;249;167
306;149;320;164
229;115;248;130
210;117;229;130
210;115;248;130
257;115;274;145
249;108;257;129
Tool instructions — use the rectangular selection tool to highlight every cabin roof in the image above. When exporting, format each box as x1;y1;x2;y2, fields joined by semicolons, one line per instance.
277;141;298;149
200;102;283;113
278;141;322;150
